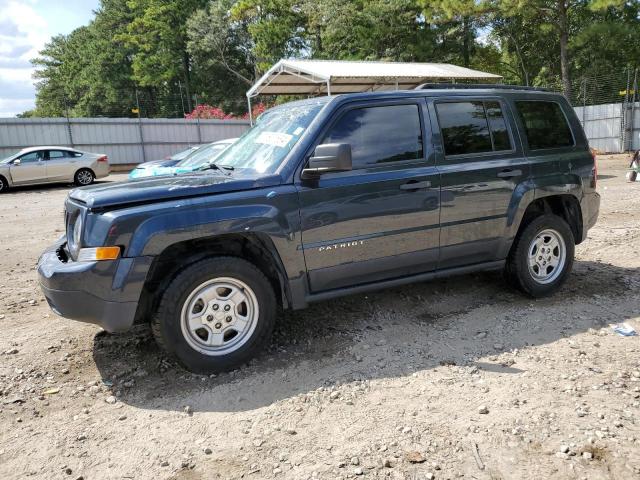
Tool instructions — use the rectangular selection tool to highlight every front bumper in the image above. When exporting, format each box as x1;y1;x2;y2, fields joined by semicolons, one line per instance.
37;239;153;332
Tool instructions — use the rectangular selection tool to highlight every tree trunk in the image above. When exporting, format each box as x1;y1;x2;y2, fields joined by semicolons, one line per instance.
557;0;572;100
182;51;193;112
462;16;470;68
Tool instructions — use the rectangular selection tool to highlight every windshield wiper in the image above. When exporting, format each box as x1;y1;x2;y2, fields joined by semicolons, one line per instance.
198;163;235;174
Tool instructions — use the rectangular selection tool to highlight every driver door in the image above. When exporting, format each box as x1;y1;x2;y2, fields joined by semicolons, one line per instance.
10;150;46;184
296;100;441;292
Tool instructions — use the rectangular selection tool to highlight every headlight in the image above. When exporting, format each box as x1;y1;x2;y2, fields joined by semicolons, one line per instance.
68;214;83;258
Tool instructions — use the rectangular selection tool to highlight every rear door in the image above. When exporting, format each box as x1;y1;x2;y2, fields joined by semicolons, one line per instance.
428;96;529;268
296;99;441;292
10;150;46;184
45;149;76;182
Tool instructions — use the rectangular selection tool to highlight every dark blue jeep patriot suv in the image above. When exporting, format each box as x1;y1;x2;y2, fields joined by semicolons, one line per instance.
38;86;600;373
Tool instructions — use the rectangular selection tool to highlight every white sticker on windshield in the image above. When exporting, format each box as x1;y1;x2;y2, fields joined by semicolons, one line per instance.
256;132;292;148
293;127;304;135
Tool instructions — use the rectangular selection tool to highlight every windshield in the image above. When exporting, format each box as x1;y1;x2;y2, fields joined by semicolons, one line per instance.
1;151;20;163
178;143;229;167
171;146;198;161
212;103;324;173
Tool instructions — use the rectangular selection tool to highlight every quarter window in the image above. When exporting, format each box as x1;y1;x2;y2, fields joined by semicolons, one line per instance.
436;101;513;156
515;101;574;150
321;104;423;170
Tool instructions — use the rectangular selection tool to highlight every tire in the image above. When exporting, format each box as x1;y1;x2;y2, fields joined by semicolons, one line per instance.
0;176;8;193
74;168;94;186
151;256;276;373
505;214;575;297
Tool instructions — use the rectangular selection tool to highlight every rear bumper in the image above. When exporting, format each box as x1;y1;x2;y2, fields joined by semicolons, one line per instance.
37;239;153;332
94;162;110;179
581;191;600;241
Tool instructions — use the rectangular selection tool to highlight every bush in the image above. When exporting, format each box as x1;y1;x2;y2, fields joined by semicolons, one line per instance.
185;102;268;120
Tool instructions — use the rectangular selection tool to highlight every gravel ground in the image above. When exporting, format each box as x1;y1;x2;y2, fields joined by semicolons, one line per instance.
1;159;639;480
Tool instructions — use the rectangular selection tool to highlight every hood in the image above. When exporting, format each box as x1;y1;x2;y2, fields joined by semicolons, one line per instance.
70;171;282;209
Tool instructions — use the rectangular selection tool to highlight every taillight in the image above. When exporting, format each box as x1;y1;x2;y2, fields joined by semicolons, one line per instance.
590;149;597;189
97;155;108;163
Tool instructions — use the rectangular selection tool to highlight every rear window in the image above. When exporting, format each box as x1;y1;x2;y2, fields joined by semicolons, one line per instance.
436;101;513;156
515;101;574;150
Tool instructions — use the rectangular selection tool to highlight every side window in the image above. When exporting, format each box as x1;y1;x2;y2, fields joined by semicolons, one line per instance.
321;104;423;170
485;101;511;151
18;151;42;163
48;150;67;159
436;100;513;156
515;101;574;150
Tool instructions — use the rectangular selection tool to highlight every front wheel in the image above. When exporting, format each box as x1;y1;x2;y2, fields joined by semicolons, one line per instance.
151;257;276;373
505;214;575;297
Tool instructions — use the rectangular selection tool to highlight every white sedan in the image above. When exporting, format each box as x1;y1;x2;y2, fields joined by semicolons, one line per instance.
0;146;110;192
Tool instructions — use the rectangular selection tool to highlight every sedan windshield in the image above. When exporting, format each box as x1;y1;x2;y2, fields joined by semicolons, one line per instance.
1;151;20;163
212;103;324;173
178;143;229;167
171;146;199;161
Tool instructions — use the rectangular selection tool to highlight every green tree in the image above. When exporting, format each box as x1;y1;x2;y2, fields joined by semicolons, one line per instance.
31;0;137;117
122;0;209;111
231;0;307;72
187;0;258;112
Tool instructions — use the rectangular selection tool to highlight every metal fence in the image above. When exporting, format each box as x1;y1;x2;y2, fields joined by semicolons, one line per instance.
574;102;640;153
0;117;250;165
0;105;637;164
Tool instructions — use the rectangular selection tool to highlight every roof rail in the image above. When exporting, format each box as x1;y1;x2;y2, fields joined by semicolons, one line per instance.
415;83;549;92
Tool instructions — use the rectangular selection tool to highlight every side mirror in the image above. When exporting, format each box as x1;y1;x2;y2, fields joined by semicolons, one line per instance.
12;159;20;166
302;143;352;178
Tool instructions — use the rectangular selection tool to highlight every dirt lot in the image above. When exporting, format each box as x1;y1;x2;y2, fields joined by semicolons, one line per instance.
1;158;639;480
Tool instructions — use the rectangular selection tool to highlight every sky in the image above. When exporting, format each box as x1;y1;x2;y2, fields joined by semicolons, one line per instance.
0;0;99;117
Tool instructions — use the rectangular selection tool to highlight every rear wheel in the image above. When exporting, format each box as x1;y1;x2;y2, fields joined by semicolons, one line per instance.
74;168;94;186
505;214;575;297
151;256;276;373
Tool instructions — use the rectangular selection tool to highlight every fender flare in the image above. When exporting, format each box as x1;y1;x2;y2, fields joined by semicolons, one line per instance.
506;174;583;240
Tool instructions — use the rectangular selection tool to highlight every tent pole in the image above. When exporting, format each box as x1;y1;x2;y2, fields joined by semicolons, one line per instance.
247;97;253;126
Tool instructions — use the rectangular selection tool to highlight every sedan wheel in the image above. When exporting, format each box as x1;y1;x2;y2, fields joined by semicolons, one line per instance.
74;169;94;186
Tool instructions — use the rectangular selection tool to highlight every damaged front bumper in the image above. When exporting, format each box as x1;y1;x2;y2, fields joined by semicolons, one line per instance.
37;238;153;333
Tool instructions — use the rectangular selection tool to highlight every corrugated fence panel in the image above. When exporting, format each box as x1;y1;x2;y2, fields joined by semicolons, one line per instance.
2;109;636;160
0;117;250;164
141;119;199;144
198;120;250;142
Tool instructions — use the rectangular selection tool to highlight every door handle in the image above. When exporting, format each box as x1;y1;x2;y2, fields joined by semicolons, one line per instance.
497;169;522;178
400;180;431;190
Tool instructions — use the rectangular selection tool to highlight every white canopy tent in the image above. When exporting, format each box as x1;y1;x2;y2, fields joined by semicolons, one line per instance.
246;59;503;122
